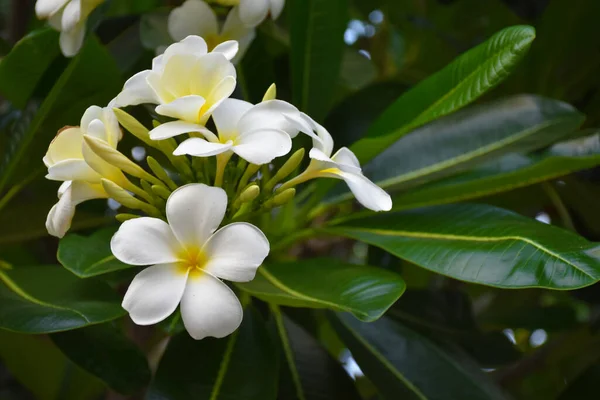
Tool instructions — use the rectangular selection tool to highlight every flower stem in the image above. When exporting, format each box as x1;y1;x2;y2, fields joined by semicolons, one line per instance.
214;152;233;187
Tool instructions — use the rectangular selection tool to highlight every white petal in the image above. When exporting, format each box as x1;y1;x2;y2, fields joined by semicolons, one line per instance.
61;0;81;32
80;106;102;133
45;127;84;165
233;128;292;164
149;121;214;140
310;148;361;175
110;217;183;266
202;222;269;282
238;0;269;27
212;40;239;61
283;112;320;143
331;147;361;169
336;171;392;212
190;53;236;98
199;76;237;122
180;272;243;339
36;0;70;18
46;159;101;182
122;263;188;326
238;100;300;138
167;0;218;42
163;35;208;60
59;22;85;57
231;30;255;64
155;95;206;122
166;184;227;248
269;0;285;19
173;138;233;157
212;98;253;138
115;70;159;107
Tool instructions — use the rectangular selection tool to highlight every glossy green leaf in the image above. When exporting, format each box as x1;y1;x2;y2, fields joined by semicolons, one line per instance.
148;306;278;400
272;308;361;400
330;313;508;400
0;28;61;109
58;227;130;278
326;204;600;289
351;25;536;163
290;0;348;121
392;132;600;211
51;323;151;395
0;265;125;333
365;95;585;191
237;258;405;322
0;36;122;194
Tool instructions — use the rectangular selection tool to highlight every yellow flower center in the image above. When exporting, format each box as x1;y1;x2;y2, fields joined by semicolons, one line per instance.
178;247;208;278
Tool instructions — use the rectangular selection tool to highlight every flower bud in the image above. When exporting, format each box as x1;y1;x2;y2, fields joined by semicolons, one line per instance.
115;213;140;223
239;184;260;203
113;108;153;147
262;83;277;102
265;148;305;191
264;188;295;209
151;185;172;200
147;156;178;190
101;179;161;217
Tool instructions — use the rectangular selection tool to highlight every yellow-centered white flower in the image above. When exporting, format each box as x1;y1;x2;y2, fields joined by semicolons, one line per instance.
171;98;298;165
35;0;104;57
114;35;237;135
168;0;254;64
111;184;269;340
43;104;124;237
283;113;392;212
238;0;285;27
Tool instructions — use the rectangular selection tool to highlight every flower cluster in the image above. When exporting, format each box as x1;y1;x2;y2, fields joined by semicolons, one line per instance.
43;34;391;340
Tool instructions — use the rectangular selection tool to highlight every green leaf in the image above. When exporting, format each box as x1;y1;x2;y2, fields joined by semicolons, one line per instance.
51;323;151;395
237;258;405;322
391;132;600;211
289;0;348;121
239;31;277;104
325;204;600;289
0;36;122;194
0;28;61;109
365;95;585;191
148;306;278;400
58;227;130;278
350;25;536;163
272;307;361;400
0;265;125;333
330;313;508;400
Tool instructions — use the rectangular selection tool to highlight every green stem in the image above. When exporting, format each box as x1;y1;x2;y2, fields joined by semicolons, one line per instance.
542;182;576;232
215;152;233;187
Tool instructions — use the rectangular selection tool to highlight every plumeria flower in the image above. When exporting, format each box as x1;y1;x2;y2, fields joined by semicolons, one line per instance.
43;104;125;237
115;36;237;138
238;0;285;27
35;0;105;57
170;98;298;165
281;113;392;212
111;183;269;340
168;0;255;64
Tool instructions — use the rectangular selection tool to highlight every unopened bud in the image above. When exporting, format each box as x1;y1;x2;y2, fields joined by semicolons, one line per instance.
113;108;153;147
238;163;261;192
265;148;305;191
239;184;260;203
264;188;296;209
262;83;277;102
101;179;161;217
147;156;178;190
115;213;140;222
152;184;172;200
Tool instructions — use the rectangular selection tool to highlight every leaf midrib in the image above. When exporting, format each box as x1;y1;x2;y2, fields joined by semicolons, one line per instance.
272;306;306;400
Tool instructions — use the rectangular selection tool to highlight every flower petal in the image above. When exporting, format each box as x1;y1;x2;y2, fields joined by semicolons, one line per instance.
180;272;243;339
233;128;292;164
212;98;253;138
46;159;101;182
173;137;233;157
61;0;81;32
231;29;256;64
163;35;208;61
212;40;239;61
110;217;183;266
115;70;159;107
155;95;206;122
149;121;214;140
335;171;392;212
238;100;300;138
269;0;285;19
122;263;188;326
166;183;227;248
199;76;237;123
190;53;236;98
45;127;84;164
331;147;361;169
202;222;269;282
167;0;218;42
35;0;70;18
59;22;85;57
238;0;269;27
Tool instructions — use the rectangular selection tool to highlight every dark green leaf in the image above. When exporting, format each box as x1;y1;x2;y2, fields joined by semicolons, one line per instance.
326;204;600;289
58;227;130;278
51;323;151;395
272;308;361;400
365;95;585;191
237;258;405;322
239;31;277;104
147;306;278;400
350;25;536;163
330;313;508;400
0;265;125;333
289;0;348;121
0;28;61;109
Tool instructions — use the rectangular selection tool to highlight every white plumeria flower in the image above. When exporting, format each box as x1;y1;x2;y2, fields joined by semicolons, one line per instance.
238;0;285;27
35;0;104;57
111;183;269;340
43;104;124;237
168;0;255;64
170;98;298;165
114;35;237;138
284;113;392;212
